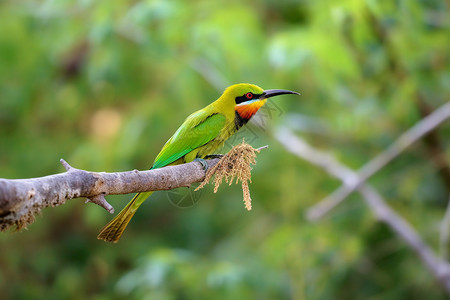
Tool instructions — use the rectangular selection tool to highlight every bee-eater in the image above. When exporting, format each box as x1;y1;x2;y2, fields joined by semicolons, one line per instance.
97;83;299;242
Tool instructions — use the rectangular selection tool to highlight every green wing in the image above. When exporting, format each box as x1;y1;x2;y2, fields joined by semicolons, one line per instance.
151;110;226;169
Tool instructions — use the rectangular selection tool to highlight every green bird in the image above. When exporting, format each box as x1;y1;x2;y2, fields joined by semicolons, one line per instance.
97;83;299;242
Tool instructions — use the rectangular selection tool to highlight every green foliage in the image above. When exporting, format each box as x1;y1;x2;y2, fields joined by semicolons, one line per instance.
0;0;449;299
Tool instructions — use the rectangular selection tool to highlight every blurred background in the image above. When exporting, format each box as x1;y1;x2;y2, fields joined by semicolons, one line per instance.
0;0;449;299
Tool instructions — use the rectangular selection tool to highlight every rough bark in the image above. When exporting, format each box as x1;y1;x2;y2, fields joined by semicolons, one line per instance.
0;158;220;231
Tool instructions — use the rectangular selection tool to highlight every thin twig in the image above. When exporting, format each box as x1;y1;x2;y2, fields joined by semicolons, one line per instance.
256;145;269;151
440;193;450;261
307;101;450;220
275;126;450;294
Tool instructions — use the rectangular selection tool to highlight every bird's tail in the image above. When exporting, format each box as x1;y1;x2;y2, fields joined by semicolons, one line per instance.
97;191;153;243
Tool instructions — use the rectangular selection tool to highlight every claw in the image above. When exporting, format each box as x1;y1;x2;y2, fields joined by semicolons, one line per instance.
194;158;209;171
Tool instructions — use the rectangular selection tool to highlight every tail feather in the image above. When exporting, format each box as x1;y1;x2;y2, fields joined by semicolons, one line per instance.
97;191;153;243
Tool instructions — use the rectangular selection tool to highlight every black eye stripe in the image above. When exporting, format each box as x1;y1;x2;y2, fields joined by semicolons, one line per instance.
235;93;262;104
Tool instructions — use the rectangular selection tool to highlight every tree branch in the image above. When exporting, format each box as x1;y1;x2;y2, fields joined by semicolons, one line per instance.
307;101;450;220
0;158;221;231
418;97;450;194
0;144;269;232
440;194;450;261
275;126;450;294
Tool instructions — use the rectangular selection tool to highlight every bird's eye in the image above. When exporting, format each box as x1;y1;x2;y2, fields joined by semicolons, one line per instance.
245;92;253;99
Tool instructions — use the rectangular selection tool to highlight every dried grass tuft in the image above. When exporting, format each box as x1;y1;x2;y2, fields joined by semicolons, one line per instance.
195;140;264;211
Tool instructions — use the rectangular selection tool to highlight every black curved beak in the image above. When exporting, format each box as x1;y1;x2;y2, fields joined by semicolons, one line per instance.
262;89;300;99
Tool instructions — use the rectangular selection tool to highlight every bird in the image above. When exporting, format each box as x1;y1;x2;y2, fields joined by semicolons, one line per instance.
97;83;299;242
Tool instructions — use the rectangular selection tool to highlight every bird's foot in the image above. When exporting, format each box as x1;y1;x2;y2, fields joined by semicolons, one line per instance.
194;158;209;171
204;154;224;159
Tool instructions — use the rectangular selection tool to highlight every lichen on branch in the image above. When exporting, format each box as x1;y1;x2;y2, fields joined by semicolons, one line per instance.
195;140;266;211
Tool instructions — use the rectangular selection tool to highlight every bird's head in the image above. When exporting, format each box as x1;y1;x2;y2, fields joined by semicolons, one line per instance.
219;83;300;121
